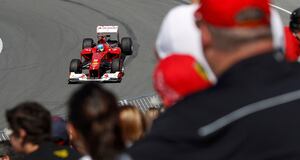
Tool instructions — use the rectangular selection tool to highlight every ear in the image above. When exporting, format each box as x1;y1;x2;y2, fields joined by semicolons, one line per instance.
199;23;212;51
66;122;77;141
19;129;26;138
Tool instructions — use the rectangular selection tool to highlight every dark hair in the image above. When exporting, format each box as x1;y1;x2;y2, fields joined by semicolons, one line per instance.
5;102;51;145
290;8;300;33
68;83;124;160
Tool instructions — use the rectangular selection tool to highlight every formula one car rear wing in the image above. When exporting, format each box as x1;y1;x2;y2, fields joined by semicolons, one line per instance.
97;26;119;33
97;25;119;41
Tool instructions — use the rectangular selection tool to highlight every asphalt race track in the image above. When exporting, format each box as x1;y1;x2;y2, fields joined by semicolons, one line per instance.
0;0;297;128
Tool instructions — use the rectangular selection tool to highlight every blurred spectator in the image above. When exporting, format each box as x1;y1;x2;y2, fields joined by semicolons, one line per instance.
68;83;129;160
0;141;12;160
285;8;300;62
153;54;212;107
6;102;80;160
145;107;160;122
129;0;300;159
118;105;147;148
155;1;217;83
155;0;284;84
0;141;24;160
51;116;69;146
144;107;160;128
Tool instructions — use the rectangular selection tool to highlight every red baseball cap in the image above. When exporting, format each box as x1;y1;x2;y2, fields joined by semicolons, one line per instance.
153;54;212;107
195;0;270;28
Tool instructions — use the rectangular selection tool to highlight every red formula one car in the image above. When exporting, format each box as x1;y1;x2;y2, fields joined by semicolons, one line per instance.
68;26;133;83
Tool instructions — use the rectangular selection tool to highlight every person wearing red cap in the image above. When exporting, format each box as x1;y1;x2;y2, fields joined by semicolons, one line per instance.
128;0;300;159
155;0;284;85
153;54;212;107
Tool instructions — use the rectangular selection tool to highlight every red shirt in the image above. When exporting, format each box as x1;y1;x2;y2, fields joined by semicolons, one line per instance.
284;26;300;62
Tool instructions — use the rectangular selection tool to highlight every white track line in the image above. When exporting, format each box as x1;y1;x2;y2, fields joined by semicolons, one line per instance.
270;3;292;14
0;38;3;54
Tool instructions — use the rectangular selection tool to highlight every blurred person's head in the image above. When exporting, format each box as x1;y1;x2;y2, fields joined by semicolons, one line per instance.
68;83;124;160
290;8;300;41
155;3;217;83
0;141;24;160
145;107;160;119
5;102;51;154
195;0;273;76
145;107;160;127
51;116;69;146
153;54;212;107
118;105;147;147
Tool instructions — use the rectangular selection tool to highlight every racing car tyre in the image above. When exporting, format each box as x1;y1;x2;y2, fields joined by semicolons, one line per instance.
121;37;133;55
82;38;94;49
70;59;82;74
111;58;121;73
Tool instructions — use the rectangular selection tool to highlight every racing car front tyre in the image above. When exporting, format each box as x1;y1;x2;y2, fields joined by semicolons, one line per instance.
82;38;94;49
121;37;133;55
111;58;121;73
70;59;82;74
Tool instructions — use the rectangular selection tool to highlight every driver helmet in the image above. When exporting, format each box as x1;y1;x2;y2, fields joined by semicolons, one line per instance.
97;44;104;52
290;8;300;33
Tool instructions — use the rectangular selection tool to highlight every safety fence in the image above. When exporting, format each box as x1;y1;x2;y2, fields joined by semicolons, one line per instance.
0;131;8;142
119;93;161;112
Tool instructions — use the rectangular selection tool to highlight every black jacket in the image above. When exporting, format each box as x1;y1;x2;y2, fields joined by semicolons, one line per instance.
128;53;300;160
24;142;80;160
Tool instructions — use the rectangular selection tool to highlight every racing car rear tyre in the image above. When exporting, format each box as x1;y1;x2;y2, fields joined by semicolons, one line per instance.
70;59;82;74
111;58;121;73
82;38;94;49
121;37;133;55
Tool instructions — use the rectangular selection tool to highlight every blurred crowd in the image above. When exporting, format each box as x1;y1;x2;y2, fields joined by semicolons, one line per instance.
1;94;161;160
3;0;300;159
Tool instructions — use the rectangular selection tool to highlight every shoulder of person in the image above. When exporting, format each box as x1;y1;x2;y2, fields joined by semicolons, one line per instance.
79;155;92;160
148;87;217;134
